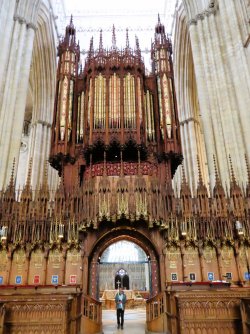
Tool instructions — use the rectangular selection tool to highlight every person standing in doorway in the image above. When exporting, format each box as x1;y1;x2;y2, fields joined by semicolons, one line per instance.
115;287;127;329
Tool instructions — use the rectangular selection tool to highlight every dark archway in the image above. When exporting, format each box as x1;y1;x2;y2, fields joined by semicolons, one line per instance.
114;269;130;290
115;274;122;289
123;274;129;290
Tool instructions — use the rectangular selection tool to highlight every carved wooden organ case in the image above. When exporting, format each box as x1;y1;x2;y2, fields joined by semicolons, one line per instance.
49;17;182;228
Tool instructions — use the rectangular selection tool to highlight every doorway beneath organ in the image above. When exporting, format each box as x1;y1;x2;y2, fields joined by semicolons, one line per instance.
99;241;149;292
97;240;151;308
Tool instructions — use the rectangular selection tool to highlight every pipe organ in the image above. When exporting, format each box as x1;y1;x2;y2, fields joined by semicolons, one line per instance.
50;16;182;191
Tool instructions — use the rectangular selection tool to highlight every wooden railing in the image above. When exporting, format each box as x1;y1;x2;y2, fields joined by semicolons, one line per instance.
81;294;102;334
146;292;166;333
0;302;5;334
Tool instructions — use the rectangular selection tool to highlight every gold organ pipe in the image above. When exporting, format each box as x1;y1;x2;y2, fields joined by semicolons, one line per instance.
68;80;74;141
56;81;61;141
157;76;164;139
109;74;121;128
105;75;109;144
131;75;135;128
145;91;152;141
80;92;84;141
128;75;131;128
94;77;97;129
150;93;155;140
124;76;127;128
109;76;112;127
117;76;121;128
60;77;69;141
109;77;111;127
103;77;106;129
89;78;94;144
145;93;149;140
77;95;81;142
162;73;171;138
137;77;142;123
94;75;106;129
120;75;124;144
124;73;136;129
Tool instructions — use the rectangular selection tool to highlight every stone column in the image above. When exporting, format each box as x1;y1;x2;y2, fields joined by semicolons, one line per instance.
28;121;52;188
5;25;36;186
188;21;216;188
0;14;38;188
0;0;16;108
219;0;250;163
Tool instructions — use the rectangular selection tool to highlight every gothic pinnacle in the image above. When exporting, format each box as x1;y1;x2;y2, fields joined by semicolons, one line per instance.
25;158;33;191
197;155;203;186
99;29;103;51
8;158;16;190
213;155;220;186
112;24;117;49
229;154;236;186
126;28;130;49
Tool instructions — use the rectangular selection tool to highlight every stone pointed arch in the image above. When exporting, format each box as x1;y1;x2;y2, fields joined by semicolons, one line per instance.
17;1;59;191
173;3;209;196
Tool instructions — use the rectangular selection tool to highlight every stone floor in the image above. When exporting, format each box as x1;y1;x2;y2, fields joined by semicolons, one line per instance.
102;308;146;334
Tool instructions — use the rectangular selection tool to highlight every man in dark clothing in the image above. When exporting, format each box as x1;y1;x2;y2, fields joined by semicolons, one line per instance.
115;287;127;329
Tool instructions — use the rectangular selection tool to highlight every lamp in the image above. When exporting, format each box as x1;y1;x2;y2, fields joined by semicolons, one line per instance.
58;223;64;239
235;220;244;236
0;226;8;241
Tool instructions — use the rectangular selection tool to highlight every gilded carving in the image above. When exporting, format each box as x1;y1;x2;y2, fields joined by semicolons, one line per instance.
31;249;43;269
48;249;62;269
221;246;233;268
13;249;26;271
67;248;81;266
185;246;197;266
166;246;181;269
0;249;8;271
203;246;216;264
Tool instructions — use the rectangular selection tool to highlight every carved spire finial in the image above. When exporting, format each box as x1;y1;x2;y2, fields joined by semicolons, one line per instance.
126;28;130;49
229;154;236;185
39;160;49;200
158;13;161;24
9;158;16;189
245;154;250;185
99;29;103;51
245;154;250;197
213;155;220;185
112;25;117;49
25;158;33;190
88;36;94;57
197;155;203;186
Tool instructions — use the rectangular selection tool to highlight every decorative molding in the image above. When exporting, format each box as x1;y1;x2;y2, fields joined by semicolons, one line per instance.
33;120;52;127
13;15;38;31
13;15;27;25
27;22;38;31
188;3;219;27
179;117;199;126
